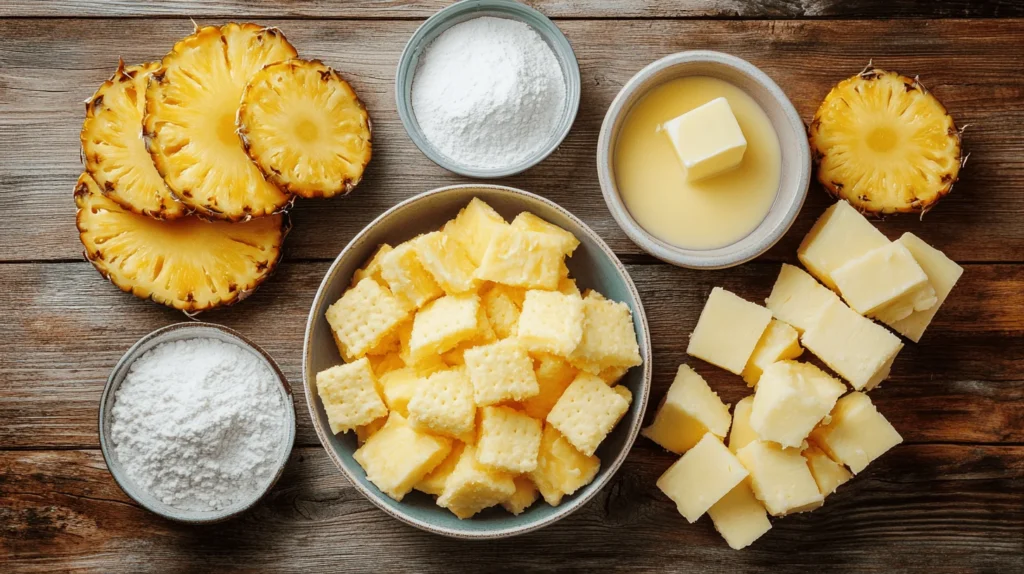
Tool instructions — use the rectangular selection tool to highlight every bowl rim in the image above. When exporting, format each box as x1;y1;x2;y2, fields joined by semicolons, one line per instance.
394;0;582;179
596;50;810;269
302;184;652;539
98;322;297;524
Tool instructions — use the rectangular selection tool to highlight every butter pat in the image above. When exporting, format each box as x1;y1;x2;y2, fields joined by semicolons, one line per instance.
801;298;903;391
642;364;732;454
736;440;823;516
707;480;772;550
750;361;845;449
742;319;803;386
656;433;749;523
728;396;757;454
810;392;902;474
803;444;851;497
890;233;964;342
832;241;937;322
765;264;841;333
687;287;772;375
798;201;890;290
663;97;747;182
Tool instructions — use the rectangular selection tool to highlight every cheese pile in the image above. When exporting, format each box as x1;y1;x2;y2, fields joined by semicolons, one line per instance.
315;198;642;519
646;200;963;549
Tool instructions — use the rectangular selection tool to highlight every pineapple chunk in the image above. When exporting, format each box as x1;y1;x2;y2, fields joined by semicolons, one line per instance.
510;212;580;256
481;285;522;339
642;364;731;454
414;231;480;294
436;444;517;519
741;319;803;386
315;358;388;434
415;442;465;496
502;476;540;515
475;406;543;473
379;241;444;310
378;367;420;417
443;198;509;266
520;354;577;420
516;290;585;357
351;244;393;288
353;413;452;502
546;373;630;457
407;293;481;363
528;424;600;506
474;228;565;290
355;416;387;446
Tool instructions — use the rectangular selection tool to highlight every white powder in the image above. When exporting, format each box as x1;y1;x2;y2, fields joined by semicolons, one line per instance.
110;337;289;512
411;16;567;170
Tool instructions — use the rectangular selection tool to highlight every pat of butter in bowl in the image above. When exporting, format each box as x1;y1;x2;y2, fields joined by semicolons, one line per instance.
663;96;747;182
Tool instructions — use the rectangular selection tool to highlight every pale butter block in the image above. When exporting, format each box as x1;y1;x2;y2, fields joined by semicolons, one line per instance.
687;287;772;375
663;97;747;182
890;233;964;342
736;440;823;516
642;364;732;454
797;201;890;290
656;433;749;523
728;396;757;454
803;444;851;497
742;319;803;386
801;298;903;391
707;480;772;550
832;241;937;322
765;264;842;333
810;392;902;474
750;361;845;449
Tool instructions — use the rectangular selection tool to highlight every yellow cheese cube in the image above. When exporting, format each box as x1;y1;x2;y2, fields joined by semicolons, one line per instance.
528;424;600;506
379;240;444;310
510;212;580;256
315;358;388;434
520;354;577;420
728;396;757;454
832;241;937;322
736;440;823;516
517;290;585;357
803;444;851;497
641;364;731;454
569;291;642;372
687;287;772;375
481;285;521;339
378;367;419;417
436;444;517;519
765;264;842;333
547;373;630;457
750;361;845;449
474;228;565;290
663;97;747;182
351;243;393;288
557;277;582;299
656;433;749;523
501;476;540;515
890;233;964;342
741;319;803;386
443;197;510;266
413;231;480;295
406;369;477;439
801;298;903;391
368;352;405;378
326;277;411;361
476;406;543;473
707;480;772;550
407;293;481;363
353;413;453;501
415;442;464;496
797;200;890;290
810;391;902;474
463;338;539;406
355;416;386;446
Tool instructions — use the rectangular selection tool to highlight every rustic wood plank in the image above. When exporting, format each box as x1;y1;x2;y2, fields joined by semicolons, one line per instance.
1;19;1022;262
2;445;1021;572
2;261;1020;449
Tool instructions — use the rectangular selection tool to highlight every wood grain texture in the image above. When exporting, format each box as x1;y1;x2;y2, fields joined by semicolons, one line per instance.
1;19;1023;262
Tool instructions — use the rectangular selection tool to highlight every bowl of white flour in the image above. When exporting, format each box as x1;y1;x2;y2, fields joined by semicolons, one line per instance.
396;0;580;178
99;323;296;523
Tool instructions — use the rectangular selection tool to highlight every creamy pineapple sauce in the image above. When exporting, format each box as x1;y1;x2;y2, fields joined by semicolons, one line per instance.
614;76;782;250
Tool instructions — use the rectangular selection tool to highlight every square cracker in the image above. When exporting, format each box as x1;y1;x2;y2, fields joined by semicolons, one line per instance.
315;357;388;434
517;290;584;357
463;338;539;406
475;406;543;473
546;373;631;457
326;277;410;361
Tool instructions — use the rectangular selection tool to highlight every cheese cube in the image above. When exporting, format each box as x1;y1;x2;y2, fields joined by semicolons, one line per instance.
510;212;580;256
803;444;851;497
707;480;772;550
765;264;842;333
415;442;465;496
379;241;444;309
810;391;902;474
406;369;477;439
517;290;585;357
656;433;749;523
520;353;577;420
687;287;772;375
354;413;453;501
413;231;480;295
355;416;386;446
641;364;731;454
663;97;747;182
378;367;419;417
436;444;517;519
569;291;642;373
728;396;757;454
832;241;937;322
407;293;481;363
368;352;405;378
502;476;540;515
315;358;388;434
481;285;521;339
326;277;410;361
529;424;600;506
801;298;903;391
443;198;510;266
351;243;392;287
474;228;565;290
475;406;543;473
547;373;631;457
741;319;803;385
557;277;582;299
736;440;823;516
797;200;890;290
750;361;845;449
890;233;964;342
463;338;539;406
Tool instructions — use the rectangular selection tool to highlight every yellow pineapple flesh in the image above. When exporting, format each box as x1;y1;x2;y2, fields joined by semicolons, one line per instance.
81;61;186;219
809;68;962;214
143;23;297;220
239;59;372;198
75;173;287;312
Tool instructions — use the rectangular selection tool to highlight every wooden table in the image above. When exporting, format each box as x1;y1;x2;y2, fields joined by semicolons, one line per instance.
2;2;1022;571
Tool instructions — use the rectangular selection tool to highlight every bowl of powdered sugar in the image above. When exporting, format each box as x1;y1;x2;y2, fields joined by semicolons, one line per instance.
99;323;296;523
396;0;580;178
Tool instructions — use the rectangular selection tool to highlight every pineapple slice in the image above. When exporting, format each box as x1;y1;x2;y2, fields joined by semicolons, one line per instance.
809;68;962;214
74;173;287;312
143;23;298;221
81;61;186;220
239;59;372;198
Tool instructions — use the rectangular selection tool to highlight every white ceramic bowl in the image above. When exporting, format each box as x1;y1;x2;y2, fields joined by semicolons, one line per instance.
597;50;811;269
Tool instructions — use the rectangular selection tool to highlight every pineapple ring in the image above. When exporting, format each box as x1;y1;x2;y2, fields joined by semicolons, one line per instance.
238;59;373;199
75;173;288;312
81;61;186;220
809;68;962;214
144;23;298;221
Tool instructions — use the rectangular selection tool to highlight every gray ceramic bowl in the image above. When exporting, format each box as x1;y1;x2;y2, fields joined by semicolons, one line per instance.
99;322;296;523
395;0;581;178
597;50;811;269
303;184;651;539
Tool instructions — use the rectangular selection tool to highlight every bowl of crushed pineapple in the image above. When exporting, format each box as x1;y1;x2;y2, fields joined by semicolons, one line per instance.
303;184;651;538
